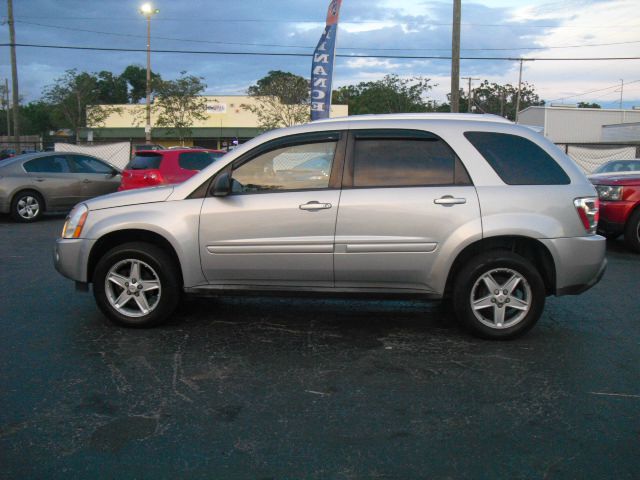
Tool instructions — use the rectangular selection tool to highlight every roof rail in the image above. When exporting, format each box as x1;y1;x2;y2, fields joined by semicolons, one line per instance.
310;113;512;124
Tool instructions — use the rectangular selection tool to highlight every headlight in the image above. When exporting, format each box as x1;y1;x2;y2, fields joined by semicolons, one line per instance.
595;185;623;201
61;204;89;239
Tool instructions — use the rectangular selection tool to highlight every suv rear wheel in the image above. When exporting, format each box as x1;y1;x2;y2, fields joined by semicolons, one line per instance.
93;242;181;327
453;251;545;339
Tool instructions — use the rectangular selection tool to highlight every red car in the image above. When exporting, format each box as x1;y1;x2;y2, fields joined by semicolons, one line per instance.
589;172;640;252
119;148;225;191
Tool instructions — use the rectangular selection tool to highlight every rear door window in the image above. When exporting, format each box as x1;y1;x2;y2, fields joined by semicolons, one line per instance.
464;132;570;185
24;155;71;173
178;151;222;171
126;154;163;170
68;155;114;174
351;131;471;187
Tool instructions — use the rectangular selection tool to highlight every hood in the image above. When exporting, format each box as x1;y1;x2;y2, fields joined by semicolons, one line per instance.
85;185;175;211
589;173;640;186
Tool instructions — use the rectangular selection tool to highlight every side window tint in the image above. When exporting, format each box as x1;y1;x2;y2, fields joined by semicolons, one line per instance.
69;156;113;174
24;156;70;173
353;138;458;187
232;141;336;193
179;152;220;171
464;132;570;185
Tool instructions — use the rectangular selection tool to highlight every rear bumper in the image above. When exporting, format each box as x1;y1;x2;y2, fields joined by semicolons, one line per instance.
540;235;607;296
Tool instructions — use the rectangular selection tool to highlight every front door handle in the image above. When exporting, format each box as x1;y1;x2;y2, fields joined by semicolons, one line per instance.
299;201;332;211
434;195;466;206
82;179;91;183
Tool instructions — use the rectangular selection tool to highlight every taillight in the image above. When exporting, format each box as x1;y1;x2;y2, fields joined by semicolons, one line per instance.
574;197;599;234
143;171;163;184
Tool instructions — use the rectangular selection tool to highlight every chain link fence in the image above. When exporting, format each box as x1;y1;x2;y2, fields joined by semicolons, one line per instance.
0;138;133;170
557;143;640;174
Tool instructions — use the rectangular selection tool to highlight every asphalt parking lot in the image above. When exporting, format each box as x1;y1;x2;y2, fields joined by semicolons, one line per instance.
1;214;638;479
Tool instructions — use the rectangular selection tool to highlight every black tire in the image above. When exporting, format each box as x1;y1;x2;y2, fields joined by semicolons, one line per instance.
600;231;620;240
92;242;182;327
10;190;44;222
452;251;546;340
623;209;640;253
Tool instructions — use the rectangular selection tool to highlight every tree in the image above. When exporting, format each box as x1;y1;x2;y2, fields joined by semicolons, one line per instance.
243;70;310;131
121;65;162;104
446;80;544;120
152;72;208;145
95;71;128;104
332;75;436;115
43;69;121;142
20;101;56;136
578;102;601;109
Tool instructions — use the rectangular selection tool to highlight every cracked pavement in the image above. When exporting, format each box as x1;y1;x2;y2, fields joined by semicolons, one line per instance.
1;215;639;478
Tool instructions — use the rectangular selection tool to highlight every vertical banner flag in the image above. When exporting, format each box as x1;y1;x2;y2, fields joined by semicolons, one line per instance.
311;0;342;121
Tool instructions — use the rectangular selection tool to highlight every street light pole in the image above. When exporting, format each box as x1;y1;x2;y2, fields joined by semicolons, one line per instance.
140;3;159;144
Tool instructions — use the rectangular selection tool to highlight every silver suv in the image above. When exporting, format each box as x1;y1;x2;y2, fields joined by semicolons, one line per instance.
54;114;606;339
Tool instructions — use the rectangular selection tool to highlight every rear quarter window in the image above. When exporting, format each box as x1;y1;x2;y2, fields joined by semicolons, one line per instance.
126;154;163;170
178;151;222;171
464;132;570;185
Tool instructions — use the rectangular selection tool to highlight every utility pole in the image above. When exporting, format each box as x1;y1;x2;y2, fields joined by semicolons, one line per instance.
450;0;461;113
515;59;524;123
619;79;624;122
5;79;10;137
619;79;624;109
461;76;479;113
7;0;20;147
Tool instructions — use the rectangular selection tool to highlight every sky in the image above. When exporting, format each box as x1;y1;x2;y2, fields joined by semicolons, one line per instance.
2;0;639;108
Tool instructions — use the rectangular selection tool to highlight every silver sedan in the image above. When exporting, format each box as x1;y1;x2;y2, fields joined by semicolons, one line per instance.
0;152;121;222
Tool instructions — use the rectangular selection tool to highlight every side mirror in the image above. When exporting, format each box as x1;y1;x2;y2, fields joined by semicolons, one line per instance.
212;172;231;197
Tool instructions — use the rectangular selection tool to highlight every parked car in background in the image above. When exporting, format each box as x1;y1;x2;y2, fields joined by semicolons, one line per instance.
591;159;640;175
0;148;16;161
119;148;225;191
133;144;165;152
54;114;606;339
0;152;121;222
589;172;640;252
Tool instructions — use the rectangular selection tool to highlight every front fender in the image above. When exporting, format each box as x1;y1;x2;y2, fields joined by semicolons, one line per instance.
83;199;206;287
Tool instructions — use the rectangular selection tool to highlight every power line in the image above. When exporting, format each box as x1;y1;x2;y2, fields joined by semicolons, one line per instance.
13;15;640;29
16;19;640;52
548;79;640;102
3;43;640;61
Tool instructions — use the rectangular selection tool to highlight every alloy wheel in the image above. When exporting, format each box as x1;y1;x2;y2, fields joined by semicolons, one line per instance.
17;196;40;220
470;268;532;329
104;259;162;318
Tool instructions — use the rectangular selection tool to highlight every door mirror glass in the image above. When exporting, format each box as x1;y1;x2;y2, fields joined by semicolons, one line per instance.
212;172;231;197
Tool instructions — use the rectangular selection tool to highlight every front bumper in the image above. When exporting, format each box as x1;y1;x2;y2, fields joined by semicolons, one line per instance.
53;237;95;283
540;235;607;296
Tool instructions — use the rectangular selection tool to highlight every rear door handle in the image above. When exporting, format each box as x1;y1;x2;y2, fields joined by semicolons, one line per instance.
299;201;332;211
82;179;91;183
434;195;466;206
34;178;45;182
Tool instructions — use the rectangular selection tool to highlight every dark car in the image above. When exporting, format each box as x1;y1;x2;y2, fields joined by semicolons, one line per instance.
592;159;640;175
0;152;122;222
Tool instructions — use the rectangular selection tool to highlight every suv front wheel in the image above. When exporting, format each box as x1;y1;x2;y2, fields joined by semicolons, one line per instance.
93;242;181;327
453;251;545;339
